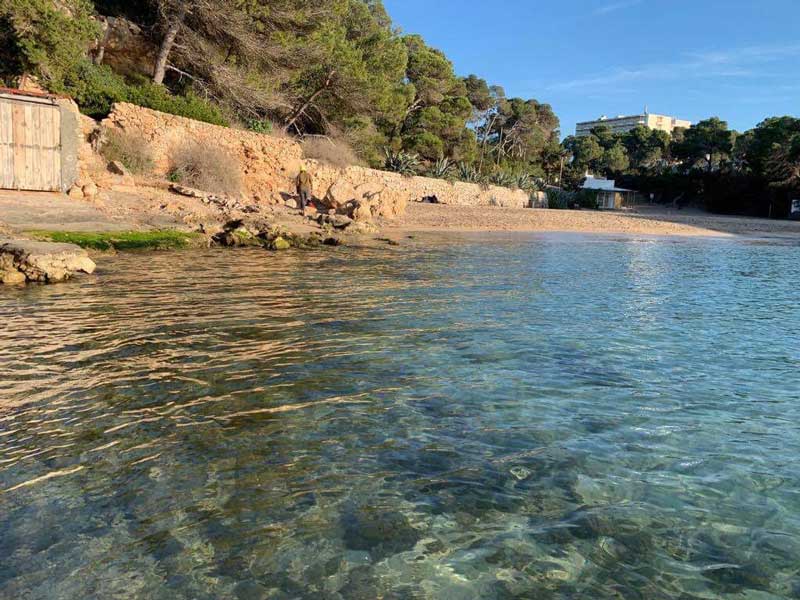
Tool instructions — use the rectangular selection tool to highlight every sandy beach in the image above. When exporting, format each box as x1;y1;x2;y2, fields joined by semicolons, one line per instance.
388;202;800;238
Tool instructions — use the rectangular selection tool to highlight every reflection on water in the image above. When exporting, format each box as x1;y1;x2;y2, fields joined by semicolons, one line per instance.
1;234;800;599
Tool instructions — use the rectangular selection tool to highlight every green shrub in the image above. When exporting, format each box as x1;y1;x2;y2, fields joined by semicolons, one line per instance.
546;188;573;209
100;129;154;174
0;0;98;89
575;189;599;209
63;62;228;126
126;84;227;126
245;119;273;134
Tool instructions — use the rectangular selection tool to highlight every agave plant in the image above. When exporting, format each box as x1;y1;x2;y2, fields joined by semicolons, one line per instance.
456;162;480;183
428;156;453;179
515;173;544;192
384;148;421;176
490;170;516;188
515;173;533;191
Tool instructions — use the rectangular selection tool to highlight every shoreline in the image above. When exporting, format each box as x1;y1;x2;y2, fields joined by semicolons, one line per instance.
385;203;800;239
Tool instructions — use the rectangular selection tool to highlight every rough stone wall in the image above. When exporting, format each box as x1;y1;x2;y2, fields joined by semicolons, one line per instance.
103;103;301;203
101;103;531;211
306;163;530;210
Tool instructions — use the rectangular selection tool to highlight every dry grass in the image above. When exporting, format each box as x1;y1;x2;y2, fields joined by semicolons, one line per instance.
168;143;244;195
100;129;154;174
301;136;363;169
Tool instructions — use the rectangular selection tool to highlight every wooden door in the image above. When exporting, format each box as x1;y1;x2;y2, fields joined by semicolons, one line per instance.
0;97;62;192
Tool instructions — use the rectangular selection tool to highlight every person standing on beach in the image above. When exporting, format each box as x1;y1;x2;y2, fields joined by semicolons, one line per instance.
296;167;313;215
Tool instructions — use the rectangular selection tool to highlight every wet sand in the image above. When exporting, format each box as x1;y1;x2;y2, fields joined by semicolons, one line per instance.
388;203;800;239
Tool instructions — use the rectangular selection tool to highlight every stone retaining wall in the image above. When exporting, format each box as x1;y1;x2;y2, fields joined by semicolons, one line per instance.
102;103;531;211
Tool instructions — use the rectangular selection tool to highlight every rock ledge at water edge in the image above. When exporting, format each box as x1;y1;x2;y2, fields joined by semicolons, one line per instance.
0;240;97;284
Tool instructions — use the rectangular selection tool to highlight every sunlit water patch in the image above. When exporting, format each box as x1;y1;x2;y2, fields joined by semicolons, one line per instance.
1;233;799;599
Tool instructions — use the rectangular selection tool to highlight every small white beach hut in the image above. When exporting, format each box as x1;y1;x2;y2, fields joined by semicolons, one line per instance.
582;175;636;210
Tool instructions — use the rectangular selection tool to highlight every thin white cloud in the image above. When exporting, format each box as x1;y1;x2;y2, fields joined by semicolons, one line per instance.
593;0;642;15
547;42;800;91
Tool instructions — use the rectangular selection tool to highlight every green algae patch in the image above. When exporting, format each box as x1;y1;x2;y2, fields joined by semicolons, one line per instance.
26;230;204;252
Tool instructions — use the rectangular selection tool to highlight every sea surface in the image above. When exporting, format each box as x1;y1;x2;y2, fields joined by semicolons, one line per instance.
1;233;799;599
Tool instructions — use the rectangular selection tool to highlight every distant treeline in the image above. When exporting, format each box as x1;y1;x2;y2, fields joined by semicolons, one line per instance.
1;0;797;216
564;117;800;218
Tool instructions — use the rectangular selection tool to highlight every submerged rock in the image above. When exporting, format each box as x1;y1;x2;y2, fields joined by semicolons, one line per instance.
0;240;96;284
342;503;422;560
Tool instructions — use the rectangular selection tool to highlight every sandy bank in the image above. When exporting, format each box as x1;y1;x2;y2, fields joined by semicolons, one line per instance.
388;203;800;238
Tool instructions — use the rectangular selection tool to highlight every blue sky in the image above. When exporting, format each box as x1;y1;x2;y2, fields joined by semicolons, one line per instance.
382;0;800;137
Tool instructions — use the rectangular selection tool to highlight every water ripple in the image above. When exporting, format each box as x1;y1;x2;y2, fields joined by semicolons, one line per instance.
1;237;800;599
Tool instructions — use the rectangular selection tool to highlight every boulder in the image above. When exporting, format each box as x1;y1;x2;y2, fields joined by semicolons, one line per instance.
108;160;130;177
374;188;408;219
318;214;353;230
1;269;26;285
82;182;99;198
322;180;357;211
354;182;384;203
351;200;374;222
67;185;84;200
170;183;205;198
0;240;96;284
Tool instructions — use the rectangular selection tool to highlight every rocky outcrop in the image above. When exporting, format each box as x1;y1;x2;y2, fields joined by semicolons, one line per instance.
322;180;357;211
0;240;97;284
314;179;408;232
93;17;157;80
208;219;341;250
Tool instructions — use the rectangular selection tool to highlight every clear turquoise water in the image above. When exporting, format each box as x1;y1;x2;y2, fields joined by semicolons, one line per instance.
1;233;799;599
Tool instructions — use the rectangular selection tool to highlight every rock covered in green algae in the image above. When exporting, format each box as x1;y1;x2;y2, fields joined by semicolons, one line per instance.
270;236;291;251
207;218;341;251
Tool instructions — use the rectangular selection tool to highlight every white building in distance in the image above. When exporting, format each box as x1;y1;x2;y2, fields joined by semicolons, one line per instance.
576;112;691;137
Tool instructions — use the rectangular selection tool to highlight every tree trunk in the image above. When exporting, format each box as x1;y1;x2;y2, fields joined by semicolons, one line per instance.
153;6;188;85
284;70;336;132
478;113;498;173
93;17;116;66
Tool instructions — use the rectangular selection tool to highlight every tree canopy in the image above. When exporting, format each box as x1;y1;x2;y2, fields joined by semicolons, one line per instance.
2;0;797;217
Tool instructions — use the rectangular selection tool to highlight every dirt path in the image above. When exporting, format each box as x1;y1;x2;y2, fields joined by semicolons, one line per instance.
388;203;800;238
0;190;144;232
